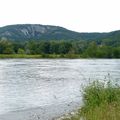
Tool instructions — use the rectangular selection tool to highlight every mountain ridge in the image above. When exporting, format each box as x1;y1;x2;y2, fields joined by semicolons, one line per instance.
0;24;120;41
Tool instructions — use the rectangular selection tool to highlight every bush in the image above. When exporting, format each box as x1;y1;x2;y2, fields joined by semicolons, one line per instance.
62;81;120;120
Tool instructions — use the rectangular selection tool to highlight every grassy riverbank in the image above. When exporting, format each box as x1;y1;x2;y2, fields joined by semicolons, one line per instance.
61;81;120;120
0;54;119;59
0;54;81;59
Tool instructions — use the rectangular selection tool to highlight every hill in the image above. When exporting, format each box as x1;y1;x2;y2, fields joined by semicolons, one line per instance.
0;24;110;41
0;24;119;58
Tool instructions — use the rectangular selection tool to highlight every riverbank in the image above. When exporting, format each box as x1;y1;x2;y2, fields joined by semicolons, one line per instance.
0;54;119;59
0;54;81;59
60;81;120;120
0;102;80;120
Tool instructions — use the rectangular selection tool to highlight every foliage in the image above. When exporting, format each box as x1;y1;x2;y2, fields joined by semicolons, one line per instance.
0;39;120;58
18;48;25;54
61;81;120;120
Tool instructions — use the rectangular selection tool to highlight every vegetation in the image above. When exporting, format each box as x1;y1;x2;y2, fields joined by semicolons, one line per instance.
0;54;81;59
0;24;109;41
61;81;120;120
0;39;120;58
1;24;120;42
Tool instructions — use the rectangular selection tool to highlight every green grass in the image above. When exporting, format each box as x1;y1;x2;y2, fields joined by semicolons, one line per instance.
0;54;43;58
62;81;120;120
0;54;81;59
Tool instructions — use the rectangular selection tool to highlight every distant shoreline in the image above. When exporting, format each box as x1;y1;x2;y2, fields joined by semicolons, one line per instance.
0;54;119;59
0;54;80;59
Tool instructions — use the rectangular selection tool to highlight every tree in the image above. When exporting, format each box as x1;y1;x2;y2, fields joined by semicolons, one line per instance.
25;41;37;54
3;47;14;54
18;48;25;54
113;47;120;58
85;42;98;57
49;41;59;54
0;39;14;54
37;42;50;54
58;41;72;54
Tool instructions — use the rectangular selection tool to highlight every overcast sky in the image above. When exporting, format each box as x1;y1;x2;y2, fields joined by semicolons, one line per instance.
0;0;120;32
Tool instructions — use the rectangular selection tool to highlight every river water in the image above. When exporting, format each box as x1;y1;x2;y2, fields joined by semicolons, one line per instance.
0;59;120;116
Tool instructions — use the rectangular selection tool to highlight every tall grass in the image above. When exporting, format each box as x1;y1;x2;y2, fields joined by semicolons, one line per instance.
62;81;120;120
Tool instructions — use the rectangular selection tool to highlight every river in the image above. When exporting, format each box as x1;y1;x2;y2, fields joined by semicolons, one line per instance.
0;59;120;119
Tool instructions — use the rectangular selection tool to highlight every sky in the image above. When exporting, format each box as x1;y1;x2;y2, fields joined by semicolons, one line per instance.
0;0;120;32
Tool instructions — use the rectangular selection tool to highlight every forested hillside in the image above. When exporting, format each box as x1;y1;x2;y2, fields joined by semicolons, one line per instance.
0;24;120;58
0;24;113;41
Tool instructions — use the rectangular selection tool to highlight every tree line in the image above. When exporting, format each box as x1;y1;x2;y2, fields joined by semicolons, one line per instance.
0;39;120;58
